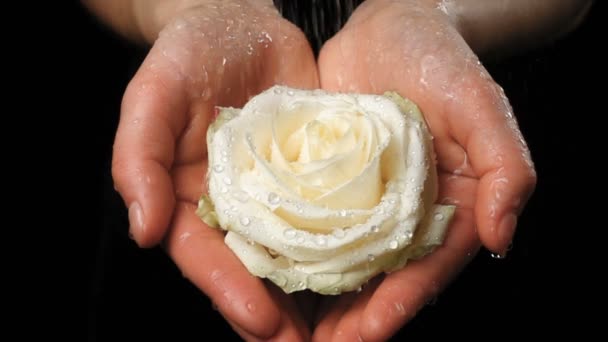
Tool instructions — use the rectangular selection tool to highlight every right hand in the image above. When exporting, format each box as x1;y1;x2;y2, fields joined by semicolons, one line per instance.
111;1;318;339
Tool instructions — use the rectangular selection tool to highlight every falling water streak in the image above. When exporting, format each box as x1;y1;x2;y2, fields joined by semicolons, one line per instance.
273;0;365;55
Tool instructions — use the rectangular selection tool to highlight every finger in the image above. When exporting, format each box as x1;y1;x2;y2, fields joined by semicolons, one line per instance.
225;318;265;342
166;202;281;339
112;51;190;247
312;278;380;342
171;161;207;203
330;282;379;342
266;286;312;342
437;171;478;209
312;293;357;342
359;209;480;342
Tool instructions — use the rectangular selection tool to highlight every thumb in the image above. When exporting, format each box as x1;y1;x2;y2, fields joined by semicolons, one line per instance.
447;78;537;255
112;53;189;247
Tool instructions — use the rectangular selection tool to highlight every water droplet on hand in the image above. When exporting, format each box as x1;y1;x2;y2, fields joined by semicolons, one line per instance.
490;253;506;259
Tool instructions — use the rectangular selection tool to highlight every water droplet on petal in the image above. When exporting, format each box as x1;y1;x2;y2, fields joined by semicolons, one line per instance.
268;273;287;287
240;216;251;226
332;228;346;239
212;164;224;173
370;225;379;233
367;254;376;262
287;90;295;96
388;240;399;250
283;229;296;240
247;239;255;246
220;187;228;194
273;88;282;95
223;177;232;185
315;235;327;246
296;235;305;244
268;192;281;205
339;209;347;217
233;191;249;203
433;213;444;221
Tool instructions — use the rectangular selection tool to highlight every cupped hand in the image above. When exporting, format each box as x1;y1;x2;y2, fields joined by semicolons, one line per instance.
314;0;537;340
111;1;318;339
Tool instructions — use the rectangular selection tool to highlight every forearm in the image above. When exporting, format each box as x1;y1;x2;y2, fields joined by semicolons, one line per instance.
444;0;594;57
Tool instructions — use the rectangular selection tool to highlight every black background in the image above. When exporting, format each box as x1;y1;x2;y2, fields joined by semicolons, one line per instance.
80;1;604;340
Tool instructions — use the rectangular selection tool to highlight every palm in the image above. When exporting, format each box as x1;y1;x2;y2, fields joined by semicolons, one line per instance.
113;4;318;340
311;1;535;340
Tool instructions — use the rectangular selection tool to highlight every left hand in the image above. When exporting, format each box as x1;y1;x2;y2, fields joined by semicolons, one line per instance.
312;0;537;340
110;1;319;339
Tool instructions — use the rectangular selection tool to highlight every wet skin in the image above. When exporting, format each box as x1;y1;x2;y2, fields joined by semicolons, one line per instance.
110;0;536;340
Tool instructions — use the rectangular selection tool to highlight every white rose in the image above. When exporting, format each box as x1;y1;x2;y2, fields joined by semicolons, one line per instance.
197;86;454;295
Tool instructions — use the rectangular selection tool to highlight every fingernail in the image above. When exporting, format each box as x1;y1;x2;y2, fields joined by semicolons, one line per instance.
498;213;517;253
128;202;144;238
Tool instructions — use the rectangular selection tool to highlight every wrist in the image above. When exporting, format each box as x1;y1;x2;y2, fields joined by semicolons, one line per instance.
133;0;279;44
355;0;461;27
132;0;208;44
